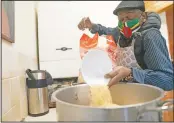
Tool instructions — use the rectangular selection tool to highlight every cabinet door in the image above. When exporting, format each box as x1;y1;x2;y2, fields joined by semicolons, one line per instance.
166;6;173;60
37;2;81;61
40;60;81;78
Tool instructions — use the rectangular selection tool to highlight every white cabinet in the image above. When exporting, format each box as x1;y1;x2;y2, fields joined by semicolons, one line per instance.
37;1;121;78
40;60;81;78
37;2;82;78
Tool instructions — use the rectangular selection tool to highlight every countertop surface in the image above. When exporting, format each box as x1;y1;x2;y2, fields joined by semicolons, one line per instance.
24;108;57;121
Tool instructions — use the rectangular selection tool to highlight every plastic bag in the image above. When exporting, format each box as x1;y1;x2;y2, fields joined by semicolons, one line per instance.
80;33;99;59
79;33;117;68
106;35;117;69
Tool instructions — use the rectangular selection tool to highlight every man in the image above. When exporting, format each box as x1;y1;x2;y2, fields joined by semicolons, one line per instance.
78;1;173;91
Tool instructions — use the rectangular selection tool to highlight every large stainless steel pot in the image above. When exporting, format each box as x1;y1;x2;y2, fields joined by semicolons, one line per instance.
52;83;173;121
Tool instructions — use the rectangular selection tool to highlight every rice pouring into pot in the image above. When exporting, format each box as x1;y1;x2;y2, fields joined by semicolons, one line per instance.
81;49;121;107
89;84;120;107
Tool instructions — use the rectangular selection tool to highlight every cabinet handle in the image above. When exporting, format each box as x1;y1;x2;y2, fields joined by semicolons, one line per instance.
56;47;72;51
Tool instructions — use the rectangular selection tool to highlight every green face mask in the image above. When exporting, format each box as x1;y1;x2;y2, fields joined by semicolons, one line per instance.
118;18;141;34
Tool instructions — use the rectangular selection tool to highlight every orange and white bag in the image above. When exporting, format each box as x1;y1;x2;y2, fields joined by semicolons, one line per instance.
80;33;117;67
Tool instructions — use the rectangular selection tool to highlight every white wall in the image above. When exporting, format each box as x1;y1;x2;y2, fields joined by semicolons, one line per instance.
2;1;38;121
13;1;37;58
2;1;37;59
70;1;121;27
38;1;121;26
2;1;38;79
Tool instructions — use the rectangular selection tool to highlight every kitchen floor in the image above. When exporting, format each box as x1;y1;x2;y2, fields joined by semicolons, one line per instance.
24;108;57;121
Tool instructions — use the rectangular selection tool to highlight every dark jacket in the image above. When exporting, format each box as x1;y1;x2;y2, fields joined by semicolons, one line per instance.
90;12;173;91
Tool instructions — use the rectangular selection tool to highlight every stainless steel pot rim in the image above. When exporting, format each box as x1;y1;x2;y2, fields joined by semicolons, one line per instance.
52;83;165;109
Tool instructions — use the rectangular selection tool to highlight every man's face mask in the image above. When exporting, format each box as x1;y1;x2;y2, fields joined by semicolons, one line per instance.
118;18;141;39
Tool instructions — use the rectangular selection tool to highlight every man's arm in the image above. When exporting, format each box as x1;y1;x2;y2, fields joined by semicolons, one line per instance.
78;17;120;42
90;24;120;42
132;29;173;91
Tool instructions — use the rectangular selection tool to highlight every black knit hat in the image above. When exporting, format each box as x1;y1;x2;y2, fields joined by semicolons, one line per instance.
113;1;145;15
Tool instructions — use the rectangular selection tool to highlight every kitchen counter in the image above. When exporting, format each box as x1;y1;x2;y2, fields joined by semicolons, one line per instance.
24;108;57;121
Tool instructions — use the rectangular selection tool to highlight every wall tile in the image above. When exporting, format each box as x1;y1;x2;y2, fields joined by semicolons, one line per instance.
18;53;27;75
2;79;11;115
20;97;28;119
10;77;20;106
2;104;21;121
19;75;27;99
2;41;20;79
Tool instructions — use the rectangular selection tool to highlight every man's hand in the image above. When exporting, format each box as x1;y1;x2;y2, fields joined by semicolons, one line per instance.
78;17;93;31
104;66;131;88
